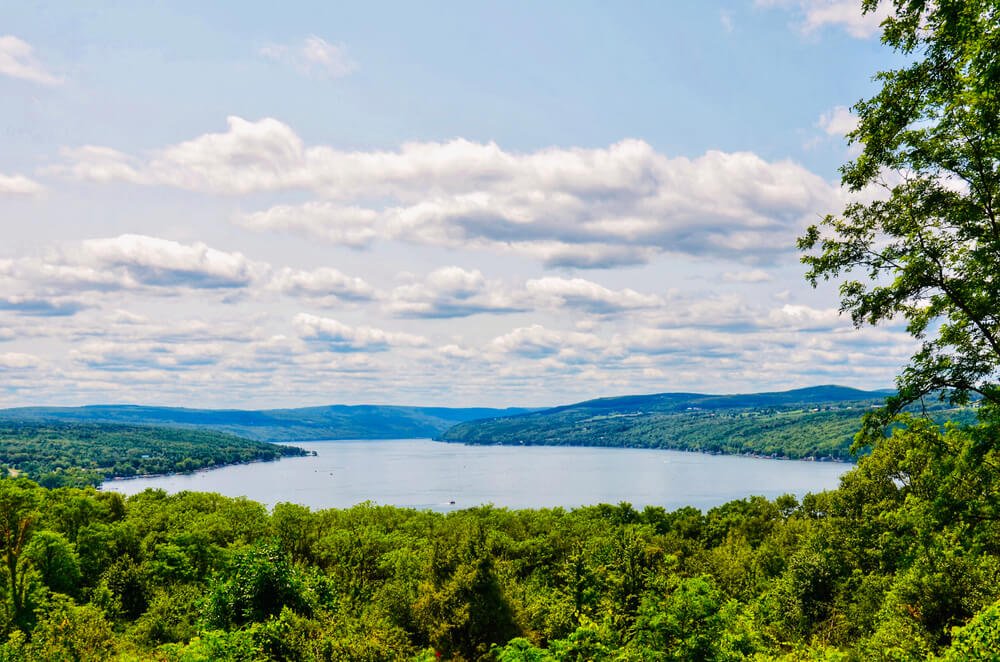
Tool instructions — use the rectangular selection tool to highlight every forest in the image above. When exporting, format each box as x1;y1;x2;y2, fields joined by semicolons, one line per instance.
0;404;530;443
0;414;995;660
0;423;307;488
440;388;975;461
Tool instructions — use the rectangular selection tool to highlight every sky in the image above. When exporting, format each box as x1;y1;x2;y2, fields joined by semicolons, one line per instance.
0;0;915;409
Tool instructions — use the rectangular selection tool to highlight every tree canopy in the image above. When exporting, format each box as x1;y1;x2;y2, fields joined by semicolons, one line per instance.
799;0;1000;432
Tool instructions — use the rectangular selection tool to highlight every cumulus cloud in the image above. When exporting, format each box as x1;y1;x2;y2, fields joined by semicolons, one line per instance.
71;340;226;372
386;267;528;318
52;146;142;183
756;0;891;38
384;270;665;319
763;303;843;331
260;36;357;79
0;173;44;196
235;203;378;247
77;234;260;289
0;352;40;369
1;235;383;310
817;105;859;136
294;313;427;352
0;35;61;85
55;116;842;266
647;294;763;332
613;327;748;359
525;277;662;314
491;324;603;359
270;267;376;301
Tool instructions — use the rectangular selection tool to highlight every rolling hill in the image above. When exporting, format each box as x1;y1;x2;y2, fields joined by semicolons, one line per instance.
0;403;530;442
438;385;973;460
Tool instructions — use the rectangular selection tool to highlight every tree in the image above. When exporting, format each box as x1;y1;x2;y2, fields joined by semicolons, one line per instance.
0;481;40;626
204;541;310;629
23;531;81;596
798;0;1000;438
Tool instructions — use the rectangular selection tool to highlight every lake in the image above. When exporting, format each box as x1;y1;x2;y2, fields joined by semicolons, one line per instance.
101;439;851;511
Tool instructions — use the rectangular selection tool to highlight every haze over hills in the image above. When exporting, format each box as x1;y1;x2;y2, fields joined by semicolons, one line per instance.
0;403;531;442
438;385;973;461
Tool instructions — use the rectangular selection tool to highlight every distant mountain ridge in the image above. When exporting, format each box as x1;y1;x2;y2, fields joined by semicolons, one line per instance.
541;385;895;415
437;385;957;461
0;403;531;442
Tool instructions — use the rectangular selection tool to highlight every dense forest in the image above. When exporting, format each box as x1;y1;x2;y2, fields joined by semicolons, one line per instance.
441;387;974;461
0;415;996;660
0;404;530;443
0;423;307;488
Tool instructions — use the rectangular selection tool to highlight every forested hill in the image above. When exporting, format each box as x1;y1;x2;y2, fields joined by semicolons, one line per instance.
0;403;530;442
439;385;970;461
0;422;307;488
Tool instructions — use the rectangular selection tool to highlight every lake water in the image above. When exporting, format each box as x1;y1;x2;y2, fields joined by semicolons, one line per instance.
101;439;851;512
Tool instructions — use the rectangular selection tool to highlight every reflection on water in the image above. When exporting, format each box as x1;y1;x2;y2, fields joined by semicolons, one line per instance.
102;438;850;511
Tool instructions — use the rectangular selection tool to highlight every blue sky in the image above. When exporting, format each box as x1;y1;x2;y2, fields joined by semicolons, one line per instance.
0;1;913;408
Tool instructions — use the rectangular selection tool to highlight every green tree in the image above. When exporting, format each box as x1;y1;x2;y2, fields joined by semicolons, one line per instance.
413;521;519;661
0;481;40;626
22;531;81;596
632;575;727;661
205;541;310;629
939;599;1000;661
798;0;1000;433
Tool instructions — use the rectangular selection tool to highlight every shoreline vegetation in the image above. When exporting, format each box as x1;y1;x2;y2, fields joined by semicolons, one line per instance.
0;422;308;489
439;385;975;462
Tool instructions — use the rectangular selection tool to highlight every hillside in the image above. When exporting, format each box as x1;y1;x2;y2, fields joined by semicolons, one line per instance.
439;385;973;460
0;403;530;442
0;421;308;487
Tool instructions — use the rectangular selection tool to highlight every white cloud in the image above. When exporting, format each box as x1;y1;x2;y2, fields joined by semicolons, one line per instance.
270;267;376;301
612;327;748;358
647;294;762;331
0;35;61;85
756;0;890;38
260;36;357;79
817;105;859;136
525;277;662;314
386;267;528;318
491;324;603;359
78;234;260;289
71;340;226;371
0;173;44;196
764;303;843;330
722;269;772;283
294;313;427;352
385;270;666;319
56;117;841;266
2;235;385;307
236;202;378;247
0;352;40;369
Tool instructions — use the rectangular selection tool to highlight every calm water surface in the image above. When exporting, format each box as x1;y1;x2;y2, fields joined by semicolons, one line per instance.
102;439;850;511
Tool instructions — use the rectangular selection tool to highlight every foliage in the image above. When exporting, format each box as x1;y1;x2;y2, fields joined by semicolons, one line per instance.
798;0;1000;437
0;417;989;659
442;386;974;460
0;404;531;443
0;422;307;487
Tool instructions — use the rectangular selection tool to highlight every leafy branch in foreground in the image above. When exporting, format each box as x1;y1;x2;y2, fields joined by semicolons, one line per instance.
798;0;1000;441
